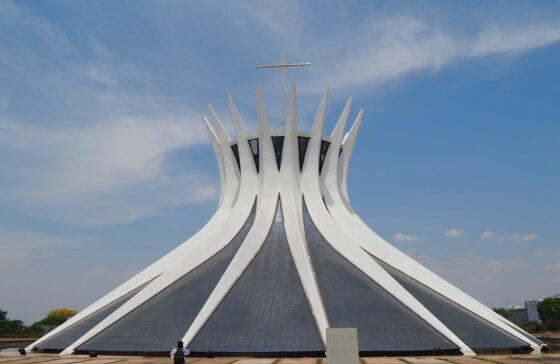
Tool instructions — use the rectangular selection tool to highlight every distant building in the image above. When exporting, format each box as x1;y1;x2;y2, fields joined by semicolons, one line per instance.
507;307;529;325
506;300;542;325
525;300;541;323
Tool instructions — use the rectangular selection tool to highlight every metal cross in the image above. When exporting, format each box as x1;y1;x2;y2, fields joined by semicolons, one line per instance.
256;49;310;126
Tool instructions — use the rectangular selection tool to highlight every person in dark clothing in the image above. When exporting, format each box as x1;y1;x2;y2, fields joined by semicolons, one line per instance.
170;340;190;364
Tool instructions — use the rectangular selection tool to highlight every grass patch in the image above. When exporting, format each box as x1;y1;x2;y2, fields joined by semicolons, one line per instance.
398;359;414;364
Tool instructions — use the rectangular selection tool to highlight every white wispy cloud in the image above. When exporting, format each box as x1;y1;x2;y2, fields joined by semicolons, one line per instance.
296;15;560;92
393;232;422;242
483;259;528;272
536;248;560;258
0;2;217;226
0;228;94;265
481;231;537;242
469;23;560;56
481;231;499;240
545;263;560;272
207;2;560;94
444;228;463;238
0;115;215;225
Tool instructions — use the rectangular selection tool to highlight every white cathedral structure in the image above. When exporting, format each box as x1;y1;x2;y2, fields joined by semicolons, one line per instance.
29;86;542;356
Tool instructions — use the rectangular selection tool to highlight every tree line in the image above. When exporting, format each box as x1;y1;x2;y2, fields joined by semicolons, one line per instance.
0;308;76;338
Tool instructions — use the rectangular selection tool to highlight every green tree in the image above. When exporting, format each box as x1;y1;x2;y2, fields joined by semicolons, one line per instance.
519;321;545;333
545;317;560;331
0;308;78;338
38;308;77;326
0;309;26;338
538;297;560;323
2;320;25;337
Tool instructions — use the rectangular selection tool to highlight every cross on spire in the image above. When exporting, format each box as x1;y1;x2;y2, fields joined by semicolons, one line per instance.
256;49;310;127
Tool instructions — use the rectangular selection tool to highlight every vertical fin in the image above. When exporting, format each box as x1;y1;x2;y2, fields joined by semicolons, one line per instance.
203;117;226;207
227;93;257;176
208;104;241;205
256;86;270;135
285;83;298;133
256;86;277;179
339;110;363;205
321;98;352;208
227;92;248;136
331;98;353;141
302;89;329;175
281;83;299;174
208;105;232;144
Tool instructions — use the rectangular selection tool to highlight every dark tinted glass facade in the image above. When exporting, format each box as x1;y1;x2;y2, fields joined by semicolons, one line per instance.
373;258;530;351
248;138;259;172
319;141;330;174
230;144;240;171
190;201;323;354
77;202;257;353
271;136;284;170
37;282;151;351
231;136;335;174
302;200;458;354
298;136;310;171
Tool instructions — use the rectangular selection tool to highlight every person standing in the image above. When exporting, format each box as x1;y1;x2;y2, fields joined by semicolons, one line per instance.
170;340;190;364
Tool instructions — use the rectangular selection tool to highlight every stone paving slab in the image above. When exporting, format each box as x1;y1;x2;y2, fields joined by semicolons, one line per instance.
448;358;490;364
84;359;127;364
37;359;92;364
485;356;559;364
503;357;560;364
523;357;560;363
0;352;38;363
192;358;242;364
450;357;557;364
438;357;483;364
132;359;168;364
360;358;404;364
403;358;446;364
1;357;62;364
108;359;164;364
0;357;30;363
0;358;58;364
493;359;540;364
277;359;317;364
2;355;560;364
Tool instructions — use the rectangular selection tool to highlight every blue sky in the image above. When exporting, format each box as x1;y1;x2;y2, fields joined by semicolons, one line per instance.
1;1;559;323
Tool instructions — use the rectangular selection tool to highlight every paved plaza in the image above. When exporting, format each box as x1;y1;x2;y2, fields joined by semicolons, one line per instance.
0;354;559;364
